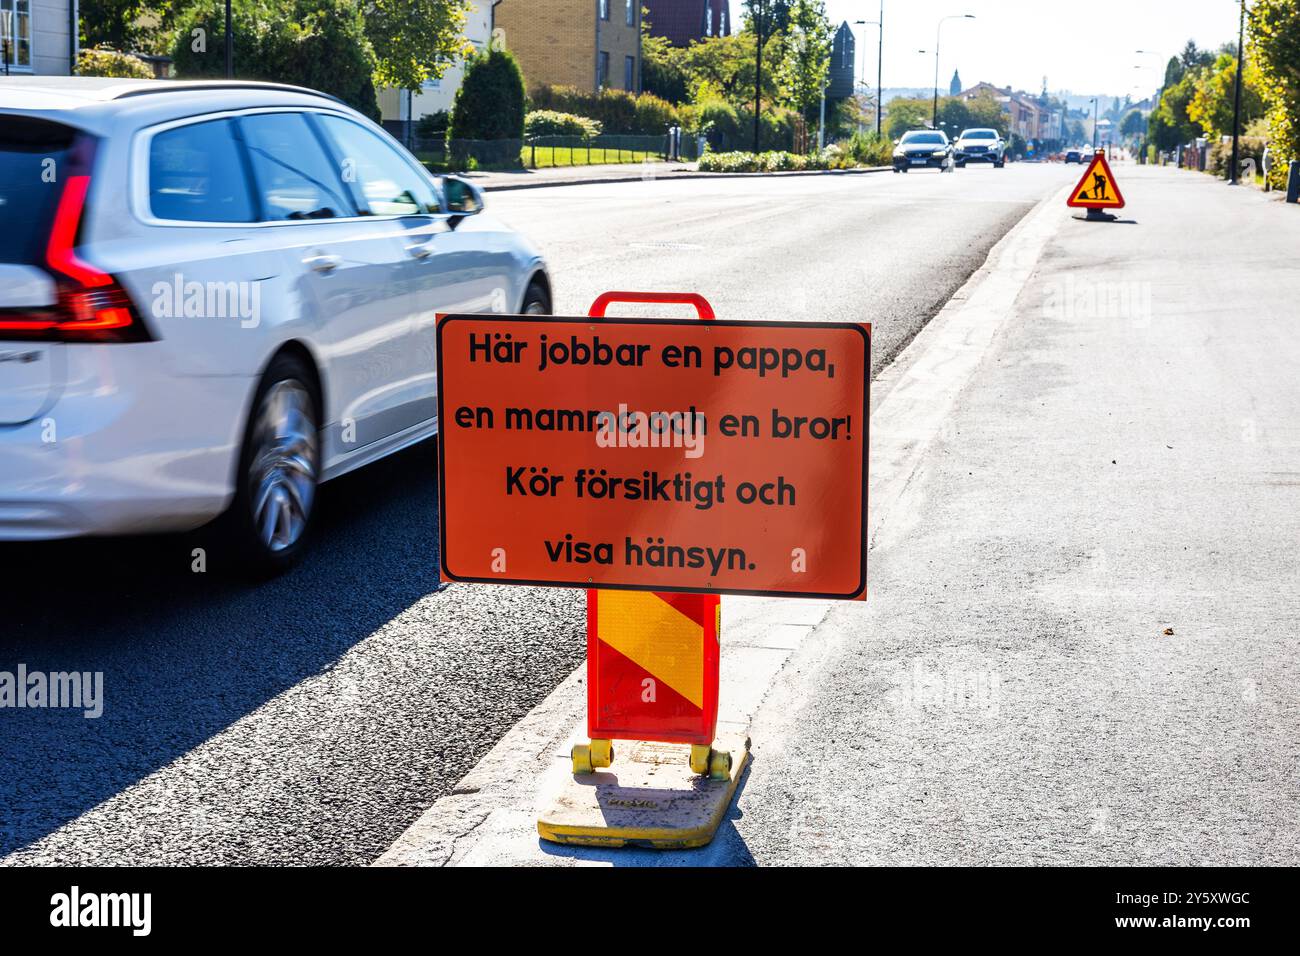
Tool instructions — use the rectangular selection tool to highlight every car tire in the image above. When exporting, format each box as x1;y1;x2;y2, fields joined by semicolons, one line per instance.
223;352;322;578
956;161;966;168
521;280;551;315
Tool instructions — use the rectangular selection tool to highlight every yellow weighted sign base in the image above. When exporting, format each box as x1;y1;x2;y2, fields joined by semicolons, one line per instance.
538;734;750;850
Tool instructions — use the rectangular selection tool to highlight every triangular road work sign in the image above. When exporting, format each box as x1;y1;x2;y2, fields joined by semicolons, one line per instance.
1067;151;1125;209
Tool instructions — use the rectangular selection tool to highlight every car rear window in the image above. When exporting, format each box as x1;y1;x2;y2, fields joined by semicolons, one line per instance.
239;112;355;221
150;119;255;223
0;116;78;264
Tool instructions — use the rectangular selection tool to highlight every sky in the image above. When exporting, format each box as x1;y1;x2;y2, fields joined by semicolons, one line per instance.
727;0;1245;98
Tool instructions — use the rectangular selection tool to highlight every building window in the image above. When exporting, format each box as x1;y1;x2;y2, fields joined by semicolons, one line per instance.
624;55;635;91
626;0;634;27
1;0;33;70
599;0;609;21
598;51;610;89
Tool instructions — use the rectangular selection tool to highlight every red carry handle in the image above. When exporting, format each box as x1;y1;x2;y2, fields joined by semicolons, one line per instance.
587;291;715;322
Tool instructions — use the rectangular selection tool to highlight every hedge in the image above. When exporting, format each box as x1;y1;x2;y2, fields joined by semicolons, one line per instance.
524;110;603;139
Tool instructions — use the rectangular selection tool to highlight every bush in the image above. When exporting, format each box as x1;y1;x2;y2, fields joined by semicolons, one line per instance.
450;48;526;141
528;84;680;135
525;110;602;138
172;0;378;119
1207;135;1268;177
844;131;894;167
76;47;154;78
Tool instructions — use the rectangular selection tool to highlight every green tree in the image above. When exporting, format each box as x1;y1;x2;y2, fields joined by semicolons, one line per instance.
449;47;526;140
1148;69;1202;150
1249;0;1300;188
1188;51;1266;139
742;0;794;35
885;97;932;138
776;0;833;120
364;0;473;93
640;8;691;103
171;0;379;118
682;31;780;110
81;1;175;55
1120;108;1147;139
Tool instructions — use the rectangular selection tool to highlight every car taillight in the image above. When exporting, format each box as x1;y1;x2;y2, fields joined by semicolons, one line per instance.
0;173;151;343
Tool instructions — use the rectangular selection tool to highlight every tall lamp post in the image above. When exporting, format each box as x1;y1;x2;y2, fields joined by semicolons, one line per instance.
1229;0;1246;185
854;16;882;135
751;0;771;154
932;14;974;128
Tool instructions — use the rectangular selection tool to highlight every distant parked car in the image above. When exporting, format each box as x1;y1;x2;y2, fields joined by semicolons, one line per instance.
1065;149;1084;164
0;78;552;573
892;130;954;173
954;128;1005;168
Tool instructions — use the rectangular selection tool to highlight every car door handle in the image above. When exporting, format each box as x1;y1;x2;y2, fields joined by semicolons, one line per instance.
303;254;341;273
405;241;434;260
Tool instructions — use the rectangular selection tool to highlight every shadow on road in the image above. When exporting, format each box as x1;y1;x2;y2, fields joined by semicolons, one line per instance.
0;439;441;857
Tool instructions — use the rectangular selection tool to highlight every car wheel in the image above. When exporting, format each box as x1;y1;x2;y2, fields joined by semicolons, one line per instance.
522;280;551;315
956;161;966;168
225;352;321;577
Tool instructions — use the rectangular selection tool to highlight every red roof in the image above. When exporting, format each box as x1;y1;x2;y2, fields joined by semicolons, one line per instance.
644;0;730;47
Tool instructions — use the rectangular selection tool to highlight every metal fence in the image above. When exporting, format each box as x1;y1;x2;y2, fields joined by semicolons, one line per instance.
412;134;700;172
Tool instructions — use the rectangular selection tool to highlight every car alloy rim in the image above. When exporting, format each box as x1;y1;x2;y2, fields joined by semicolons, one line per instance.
248;379;318;553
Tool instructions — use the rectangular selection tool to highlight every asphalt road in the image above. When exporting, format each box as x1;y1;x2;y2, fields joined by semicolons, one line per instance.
0;162;1073;866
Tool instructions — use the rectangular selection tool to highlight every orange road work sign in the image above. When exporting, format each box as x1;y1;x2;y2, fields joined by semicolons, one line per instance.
436;314;870;599
1067;151;1125;209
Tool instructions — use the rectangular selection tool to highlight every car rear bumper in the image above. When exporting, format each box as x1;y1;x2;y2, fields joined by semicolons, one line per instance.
0;344;252;540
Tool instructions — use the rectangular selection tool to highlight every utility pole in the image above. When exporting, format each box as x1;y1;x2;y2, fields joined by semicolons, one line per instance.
753;0;766;154
1230;0;1245;185
225;0;233;78
855;16;881;136
877;0;884;135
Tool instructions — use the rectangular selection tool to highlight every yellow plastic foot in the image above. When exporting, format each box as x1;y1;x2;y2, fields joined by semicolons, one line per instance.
589;738;614;769
571;744;593;775
689;744;712;775
708;749;733;781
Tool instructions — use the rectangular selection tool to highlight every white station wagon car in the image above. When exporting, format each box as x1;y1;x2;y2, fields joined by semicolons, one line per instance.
0;78;551;572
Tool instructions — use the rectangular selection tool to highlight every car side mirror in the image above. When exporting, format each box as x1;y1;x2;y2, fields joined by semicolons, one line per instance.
442;176;485;219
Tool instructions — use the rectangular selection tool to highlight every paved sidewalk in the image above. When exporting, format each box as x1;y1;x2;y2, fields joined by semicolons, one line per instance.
467;161;890;192
727;166;1300;865
380;166;1300;865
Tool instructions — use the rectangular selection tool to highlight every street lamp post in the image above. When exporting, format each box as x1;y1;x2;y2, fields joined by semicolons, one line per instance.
752;0;769;154
932;14;974;129
225;0;233;78
1230;0;1245;185
854;16;881;136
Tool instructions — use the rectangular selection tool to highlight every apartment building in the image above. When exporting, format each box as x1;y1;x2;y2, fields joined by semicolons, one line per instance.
495;0;641;93
643;0;729;46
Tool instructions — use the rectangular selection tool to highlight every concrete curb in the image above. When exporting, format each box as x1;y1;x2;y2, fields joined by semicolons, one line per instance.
478;165;893;193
